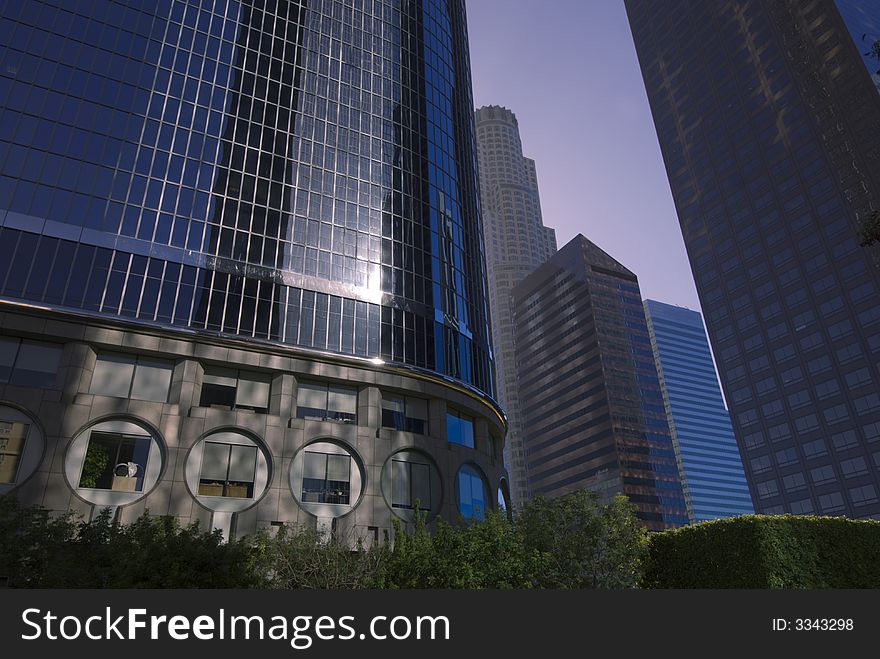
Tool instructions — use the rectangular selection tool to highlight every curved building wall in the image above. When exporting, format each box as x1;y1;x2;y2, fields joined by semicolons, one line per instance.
0;305;506;540
0;0;494;397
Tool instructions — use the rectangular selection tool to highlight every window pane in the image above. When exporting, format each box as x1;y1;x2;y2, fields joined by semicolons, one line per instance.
13;341;62;387
0;420;28;484
392;459;410;508
236;372;271;409
302;451;326;480
78;431;149;492
326;453;350;481
202;367;237;388
90;353;135;396
382;395;405;413
328;385;357;414
200;442;230;481
227;444;257;483
0;337;19;382
130;358;172;402
407;397;428;420
411;461;431;509
297;382;327;411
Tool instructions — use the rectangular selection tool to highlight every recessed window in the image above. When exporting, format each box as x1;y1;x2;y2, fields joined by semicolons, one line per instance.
65;419;164;507
291;441;363;517
457;463;489;521
0;407;43;492
391;458;431;510
0;337;62;387
198;441;258;498
382;394;428;434
78;431;151;492
302;450;351;504
90;353;173;402
185;431;270;512
295;381;357;423
447;410;475;448
200;366;271;413
0;419;28;484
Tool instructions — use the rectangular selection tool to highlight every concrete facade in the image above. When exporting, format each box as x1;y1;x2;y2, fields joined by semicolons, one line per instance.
1;301;506;541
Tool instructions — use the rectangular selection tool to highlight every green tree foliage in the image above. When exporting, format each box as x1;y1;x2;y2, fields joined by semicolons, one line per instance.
859;209;880;247
0;497;259;587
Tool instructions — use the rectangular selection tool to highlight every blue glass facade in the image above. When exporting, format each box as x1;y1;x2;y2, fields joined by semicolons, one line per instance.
644;300;754;522
834;0;880;93
0;0;494;396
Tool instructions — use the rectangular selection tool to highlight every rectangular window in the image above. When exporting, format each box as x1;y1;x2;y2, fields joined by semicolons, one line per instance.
301;450;350;504
447;410;475;448
382;394;428;434
198;441;257;498
0;337;63;387
90;353;173;402
391;459;431;509
78;431;151;492
0;420;29;484
200;367;271;413
295;381;357;422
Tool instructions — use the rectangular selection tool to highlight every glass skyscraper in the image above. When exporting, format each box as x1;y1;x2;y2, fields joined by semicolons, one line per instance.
644;299;754;522
0;0;506;539
627;0;880;519
513;236;688;531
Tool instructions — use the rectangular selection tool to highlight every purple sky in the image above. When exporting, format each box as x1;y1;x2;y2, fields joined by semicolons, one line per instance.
465;0;701;312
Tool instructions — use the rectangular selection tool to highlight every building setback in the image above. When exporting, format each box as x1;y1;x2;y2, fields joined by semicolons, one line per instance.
0;0;506;540
644;299;754;522
627;0;880;518
475;105;556;509
512;235;688;531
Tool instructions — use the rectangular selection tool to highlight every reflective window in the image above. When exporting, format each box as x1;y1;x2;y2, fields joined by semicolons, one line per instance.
301;450;351;505
0;337;62;387
78;431;151;492
457;463;489;521
90;353;173;402
295;381;357;423
391;457;432;510
382;394;428;434
447;409;475;448
200;366;271;413
198;440;258;498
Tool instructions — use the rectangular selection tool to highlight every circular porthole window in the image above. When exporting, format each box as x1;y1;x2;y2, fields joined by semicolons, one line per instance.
381;449;442;522
185;430;271;513
0;405;44;495
290;440;364;518
65;418;163;507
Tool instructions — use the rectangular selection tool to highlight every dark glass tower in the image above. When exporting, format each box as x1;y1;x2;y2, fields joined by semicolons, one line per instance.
644;299;754;522
512;235;688;531
0;0;493;396
0;0;506;540
627;0;880;518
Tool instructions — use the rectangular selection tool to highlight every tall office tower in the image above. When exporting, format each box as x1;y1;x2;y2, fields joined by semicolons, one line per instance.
512;235;688;531
475;105;556;508
834;1;880;94
627;0;880;518
644;300;754;523
0;0;507;540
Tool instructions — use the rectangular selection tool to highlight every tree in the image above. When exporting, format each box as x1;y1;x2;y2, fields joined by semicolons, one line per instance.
517;491;648;588
859;209;880;247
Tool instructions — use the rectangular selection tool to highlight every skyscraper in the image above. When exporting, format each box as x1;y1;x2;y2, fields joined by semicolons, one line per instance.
644;299;754;522
475;105;556;508
512;235;688;531
627;0;880;518
0;0;506;539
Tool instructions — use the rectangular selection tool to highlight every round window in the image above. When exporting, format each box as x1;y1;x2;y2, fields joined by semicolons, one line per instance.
0;405;44;495
381;449;442;521
290;440;364;518
65;418;163;507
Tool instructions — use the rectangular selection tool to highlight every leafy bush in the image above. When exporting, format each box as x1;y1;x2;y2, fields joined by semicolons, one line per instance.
642;514;880;588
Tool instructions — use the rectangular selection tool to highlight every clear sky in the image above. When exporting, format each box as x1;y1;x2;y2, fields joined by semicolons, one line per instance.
465;0;702;312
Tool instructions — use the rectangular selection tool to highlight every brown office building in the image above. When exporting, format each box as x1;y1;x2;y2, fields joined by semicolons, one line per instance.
512;235;688;530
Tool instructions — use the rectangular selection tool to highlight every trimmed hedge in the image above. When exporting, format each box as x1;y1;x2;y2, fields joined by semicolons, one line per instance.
642;514;880;588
